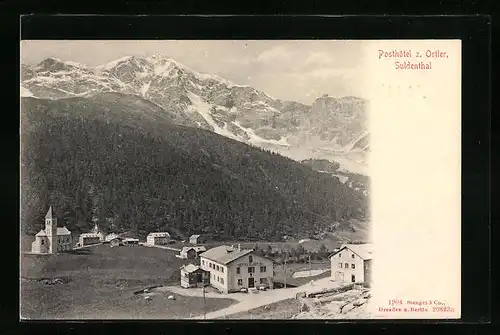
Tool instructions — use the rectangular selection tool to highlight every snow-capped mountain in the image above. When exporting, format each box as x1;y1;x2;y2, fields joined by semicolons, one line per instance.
20;55;368;174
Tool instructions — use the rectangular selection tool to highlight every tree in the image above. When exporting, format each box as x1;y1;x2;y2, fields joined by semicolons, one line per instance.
267;245;273;256
318;244;328;259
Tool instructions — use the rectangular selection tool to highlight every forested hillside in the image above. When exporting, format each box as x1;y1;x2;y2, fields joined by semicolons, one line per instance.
21;94;368;241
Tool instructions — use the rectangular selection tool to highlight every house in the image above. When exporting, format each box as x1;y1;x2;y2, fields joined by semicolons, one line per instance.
122;238;139;245
179;246;206;259
329;243;373;285
105;233;120;242
31;206;72;254
199;245;274;294
109;237;122;247
189;234;202;245
180;264;210;288
78;233;101;247
78;224;105;247
146;232;170;246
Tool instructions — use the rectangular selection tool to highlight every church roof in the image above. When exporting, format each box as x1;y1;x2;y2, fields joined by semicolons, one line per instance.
57;227;71;235
35;227;71;236
45;206;53;219
35;229;47;237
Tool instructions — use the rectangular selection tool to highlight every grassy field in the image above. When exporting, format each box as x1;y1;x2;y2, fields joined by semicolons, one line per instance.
273;261;331;287
20;244;236;319
218;298;302;319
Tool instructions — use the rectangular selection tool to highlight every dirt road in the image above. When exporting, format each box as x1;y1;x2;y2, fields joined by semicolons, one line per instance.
181;277;340;319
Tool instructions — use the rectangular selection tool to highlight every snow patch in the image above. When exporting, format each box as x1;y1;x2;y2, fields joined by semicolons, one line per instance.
140;81;152;96
20;86;34;97
64;60;87;68
233;121;290;147
186;92;240;140
98;56;134;71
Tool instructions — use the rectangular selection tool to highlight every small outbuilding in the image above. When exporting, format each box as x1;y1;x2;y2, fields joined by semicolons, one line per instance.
105;233;120;242
122;238;139;246
179;246;206;259
110;238;123;247
189;234;202;245
180;264;210;288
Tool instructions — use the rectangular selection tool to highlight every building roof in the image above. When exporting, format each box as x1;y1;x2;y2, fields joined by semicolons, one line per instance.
45;206;53;219
329;243;374;260
190;234;200;239
181;264;200;273
36;227;71;236
35;229;47;237
57;227;71;235
180;246;205;253
198;245;253;265
148;232;170;237
123;238;139;242
80;233;102;238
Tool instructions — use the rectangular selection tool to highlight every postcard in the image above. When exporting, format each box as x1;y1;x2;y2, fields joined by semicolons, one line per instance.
19;39;461;320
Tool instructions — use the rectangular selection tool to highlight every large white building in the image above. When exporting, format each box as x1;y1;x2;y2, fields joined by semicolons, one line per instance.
146;232;170;246
329;243;373;285
31;206;72;254
199;245;274;294
78;223;105;247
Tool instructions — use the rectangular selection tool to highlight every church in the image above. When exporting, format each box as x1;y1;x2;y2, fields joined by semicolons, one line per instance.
31;206;73;254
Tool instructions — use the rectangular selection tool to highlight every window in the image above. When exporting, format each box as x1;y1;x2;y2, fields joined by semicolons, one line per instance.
345;263;348;268
260;266;266;273
351;264;355;269
216;265;220;271
237;279;243;285
351;275;356;282
221;278;224;284
236;267;240;274
339;253;342;258
202;260;205;265
339;263;342;268
221;267;224;273
352;254;355;259
248;267;255;274
249;255;253;263
259;278;266;284
41;240;44;245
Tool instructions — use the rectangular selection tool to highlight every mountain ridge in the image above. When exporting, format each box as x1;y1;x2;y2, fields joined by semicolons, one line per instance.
21;55;369;174
20;95;368;241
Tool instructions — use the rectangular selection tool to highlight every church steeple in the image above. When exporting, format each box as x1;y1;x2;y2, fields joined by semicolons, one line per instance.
45;206;53;219
44;206;58;253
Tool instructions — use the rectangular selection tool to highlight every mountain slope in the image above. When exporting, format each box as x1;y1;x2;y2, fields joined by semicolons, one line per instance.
21;56;369;174
21;95;368;240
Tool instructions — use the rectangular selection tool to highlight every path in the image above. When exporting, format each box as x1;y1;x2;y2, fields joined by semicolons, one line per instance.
175;277;340;319
74;243;103;250
140;243;181;252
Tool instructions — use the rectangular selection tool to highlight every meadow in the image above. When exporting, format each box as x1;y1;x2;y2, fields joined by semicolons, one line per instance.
20;244;236;319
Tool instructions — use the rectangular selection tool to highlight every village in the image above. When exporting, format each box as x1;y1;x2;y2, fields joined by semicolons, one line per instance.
21;206;373;319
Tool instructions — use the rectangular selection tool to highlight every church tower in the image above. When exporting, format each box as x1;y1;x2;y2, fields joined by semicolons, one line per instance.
45;206;58;254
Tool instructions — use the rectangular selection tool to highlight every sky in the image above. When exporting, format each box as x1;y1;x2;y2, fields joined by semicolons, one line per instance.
21;40;366;104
